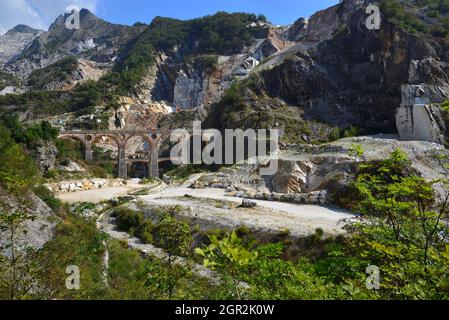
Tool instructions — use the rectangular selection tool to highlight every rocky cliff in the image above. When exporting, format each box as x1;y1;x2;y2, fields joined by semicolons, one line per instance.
4;9;145;79
0;188;58;257
199;135;449;205
0;1;448;142
206;0;449;140
0;25;43;68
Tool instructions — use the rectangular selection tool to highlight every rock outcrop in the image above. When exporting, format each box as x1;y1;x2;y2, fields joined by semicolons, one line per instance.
43;59;111;91
396;85;447;143
31;141;58;174
4;9;144;78
271;160;313;194
203;135;449;204
143;27;286;110
110;101;173;131
0;25;43;68
0;188;58;257
173;69;209;109
206;0;449;137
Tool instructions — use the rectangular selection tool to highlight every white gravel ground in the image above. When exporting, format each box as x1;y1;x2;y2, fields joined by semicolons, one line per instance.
57;173;355;237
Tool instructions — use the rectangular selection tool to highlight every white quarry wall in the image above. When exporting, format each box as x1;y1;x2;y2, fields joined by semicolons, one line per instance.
396;85;446;144
173;70;208;109
396;104;445;143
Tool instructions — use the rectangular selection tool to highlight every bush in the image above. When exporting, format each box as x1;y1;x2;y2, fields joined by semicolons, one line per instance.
441;99;449;113
112;208;143;230
33;185;63;213
0;71;20;91
112;207;157;244
0;124;41;192
136;220;154;244
56;139;84;161
27;57;78;89
0;115;58;145
191;55;218;74
165;165;212;180
381;0;449;35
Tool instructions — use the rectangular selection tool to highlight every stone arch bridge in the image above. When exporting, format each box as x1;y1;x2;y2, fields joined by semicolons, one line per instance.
58;130;170;179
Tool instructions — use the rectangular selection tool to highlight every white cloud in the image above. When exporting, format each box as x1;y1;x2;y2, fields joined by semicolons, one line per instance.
0;0;101;34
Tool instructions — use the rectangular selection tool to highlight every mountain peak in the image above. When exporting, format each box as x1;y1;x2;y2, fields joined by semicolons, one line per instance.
49;7;108;33
79;8;95;16
61;7;102;22
6;24;41;35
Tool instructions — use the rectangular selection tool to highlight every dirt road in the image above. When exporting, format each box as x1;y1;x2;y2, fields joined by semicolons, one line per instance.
57;174;355;236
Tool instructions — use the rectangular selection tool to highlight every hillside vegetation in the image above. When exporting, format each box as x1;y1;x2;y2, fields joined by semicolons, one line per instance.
381;0;449;36
0;12;265;117
26;56;79;89
1;1;449;301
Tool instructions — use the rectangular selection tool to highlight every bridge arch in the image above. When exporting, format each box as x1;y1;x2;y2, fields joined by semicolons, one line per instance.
58;134;90;160
125;133;161;149
125;133;162;178
91;134;122;147
58;134;85;144
58;131;164;179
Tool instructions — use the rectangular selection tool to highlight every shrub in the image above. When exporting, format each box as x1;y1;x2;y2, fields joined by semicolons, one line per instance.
112;207;155;243
33;185;64;213
381;0;448;35
441;99;449;113
0;71;20;91
56;139;84;161
112;208;145;232
136;220;155;244
27;57;79;89
0;124;41;192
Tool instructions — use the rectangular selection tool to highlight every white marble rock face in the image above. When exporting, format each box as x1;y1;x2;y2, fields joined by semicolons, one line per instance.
396;85;446;144
173;70;208;110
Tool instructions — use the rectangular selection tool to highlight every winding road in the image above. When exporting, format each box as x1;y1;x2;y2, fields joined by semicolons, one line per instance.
57;174;355;236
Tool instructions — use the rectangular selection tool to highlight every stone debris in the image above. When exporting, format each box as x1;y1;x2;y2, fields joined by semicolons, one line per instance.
46;179;126;193
240;199;257;208
199;135;449;205
235;189;329;206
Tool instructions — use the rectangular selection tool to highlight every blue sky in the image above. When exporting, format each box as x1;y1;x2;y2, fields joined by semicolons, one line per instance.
95;0;339;26
0;0;339;34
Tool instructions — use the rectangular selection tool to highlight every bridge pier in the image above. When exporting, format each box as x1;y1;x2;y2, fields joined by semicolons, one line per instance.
118;144;127;179
149;137;161;178
85;142;93;161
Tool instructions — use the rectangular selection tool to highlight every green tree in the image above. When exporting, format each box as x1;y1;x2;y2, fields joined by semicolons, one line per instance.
339;149;449;298
196;231;258;299
0;124;40;192
353;149;415;240
0;200;37;299
145;206;193;300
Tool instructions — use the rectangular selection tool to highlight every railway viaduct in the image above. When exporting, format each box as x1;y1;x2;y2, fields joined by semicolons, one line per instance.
58;130;167;179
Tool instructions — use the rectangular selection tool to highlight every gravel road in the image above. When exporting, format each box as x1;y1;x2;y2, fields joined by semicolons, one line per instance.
57;174;355;236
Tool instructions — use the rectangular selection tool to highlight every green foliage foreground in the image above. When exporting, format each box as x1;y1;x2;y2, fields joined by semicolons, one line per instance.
1;150;449;300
